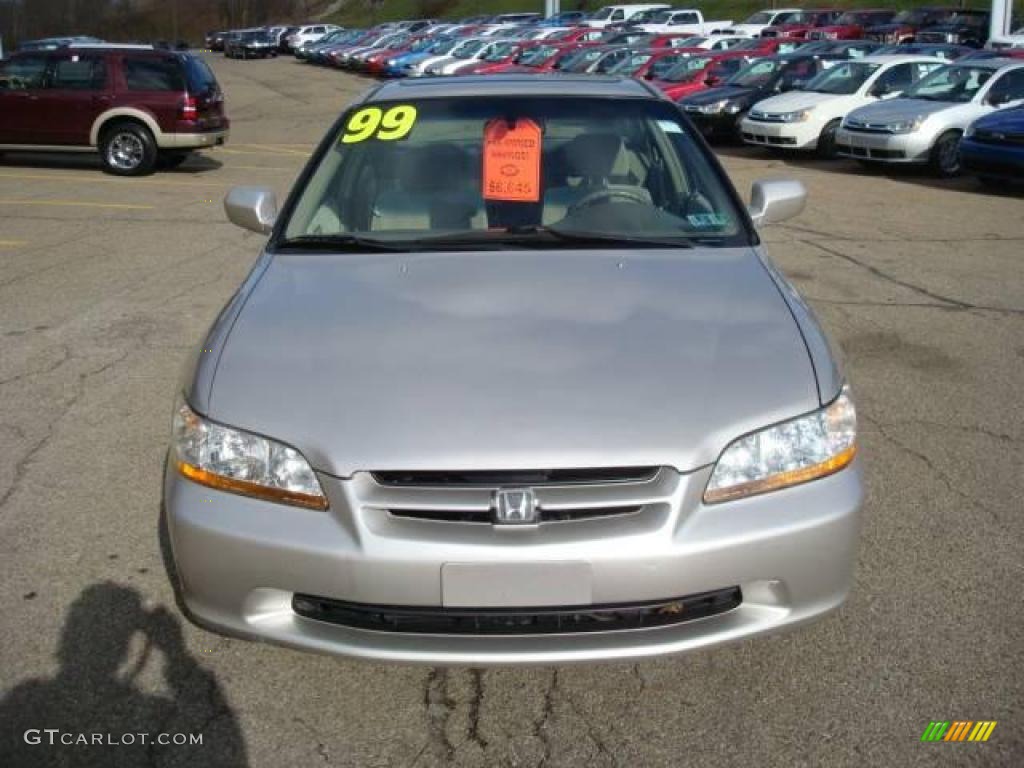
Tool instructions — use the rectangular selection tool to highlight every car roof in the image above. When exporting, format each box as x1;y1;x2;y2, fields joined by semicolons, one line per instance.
367;74;654;102
858;54;946;64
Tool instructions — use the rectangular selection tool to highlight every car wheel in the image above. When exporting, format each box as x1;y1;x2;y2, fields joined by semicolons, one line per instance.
929;130;962;177
731;112;748;144
157;152;190;170
816;119;841;159
100;122;157;177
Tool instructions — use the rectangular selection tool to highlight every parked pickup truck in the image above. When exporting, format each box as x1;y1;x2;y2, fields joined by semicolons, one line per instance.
635;10;733;37
722;9;803;38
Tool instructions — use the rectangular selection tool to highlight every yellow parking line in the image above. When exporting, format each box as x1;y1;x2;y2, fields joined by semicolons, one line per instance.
0;171;223;189
231;165;297;172
0;239;29;248
221;147;310;158
0;199;154;210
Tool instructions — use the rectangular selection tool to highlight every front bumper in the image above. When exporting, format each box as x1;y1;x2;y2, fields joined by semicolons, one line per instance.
164;457;863;665
960;139;1024;181
740;117;819;150
835;127;932;163
682;109;744;139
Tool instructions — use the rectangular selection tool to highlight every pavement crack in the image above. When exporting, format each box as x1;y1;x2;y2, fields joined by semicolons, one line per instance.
0;343;71;387
423;668;456;763
865;415;1004;526
466;668;489;751
534;669;559;768
801;239;1024;316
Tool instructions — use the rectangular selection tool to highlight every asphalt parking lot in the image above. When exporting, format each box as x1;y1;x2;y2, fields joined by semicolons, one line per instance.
1;53;1022;767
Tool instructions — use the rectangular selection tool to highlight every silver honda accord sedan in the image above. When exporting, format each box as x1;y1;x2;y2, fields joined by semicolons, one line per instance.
163;75;862;665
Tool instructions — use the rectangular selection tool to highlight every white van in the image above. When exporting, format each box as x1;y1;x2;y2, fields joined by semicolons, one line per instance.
587;4;671;29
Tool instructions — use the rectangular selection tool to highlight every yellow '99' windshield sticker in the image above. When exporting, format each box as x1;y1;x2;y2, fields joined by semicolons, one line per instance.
340;105;418;143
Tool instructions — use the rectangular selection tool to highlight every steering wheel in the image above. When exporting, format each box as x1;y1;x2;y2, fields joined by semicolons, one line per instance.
568;187;651;214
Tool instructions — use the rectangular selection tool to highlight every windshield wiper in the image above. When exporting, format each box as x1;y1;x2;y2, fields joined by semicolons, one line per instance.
401;227;700;249
274;234;413;252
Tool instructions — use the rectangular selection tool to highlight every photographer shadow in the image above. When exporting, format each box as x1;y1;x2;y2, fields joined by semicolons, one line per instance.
0;582;248;767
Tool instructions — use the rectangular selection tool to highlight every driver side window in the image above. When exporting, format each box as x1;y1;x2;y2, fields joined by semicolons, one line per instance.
0;55;48;90
986;70;1024;106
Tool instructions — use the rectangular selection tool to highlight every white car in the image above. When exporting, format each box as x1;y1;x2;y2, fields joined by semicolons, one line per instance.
423;37;491;76
723;9;803;38
286;24;341;51
987;27;1024;50
835;59;1024;176
635;10;733;36
672;34;749;51
586;4;671;29
741;55;945;156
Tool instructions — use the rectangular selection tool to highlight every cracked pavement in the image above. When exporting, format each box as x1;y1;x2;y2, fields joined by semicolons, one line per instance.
1;55;1021;767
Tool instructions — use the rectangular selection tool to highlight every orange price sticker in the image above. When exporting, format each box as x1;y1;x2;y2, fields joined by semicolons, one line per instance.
482;118;542;203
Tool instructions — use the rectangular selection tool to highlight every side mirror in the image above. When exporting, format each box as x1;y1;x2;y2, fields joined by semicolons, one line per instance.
748;179;807;228
224;186;278;234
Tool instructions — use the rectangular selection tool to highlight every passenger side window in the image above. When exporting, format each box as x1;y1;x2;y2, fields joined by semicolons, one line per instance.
49;55;108;91
986;70;1024;106
611;10;624;21
123;57;185;91
672;14;698;25
0;55;48;90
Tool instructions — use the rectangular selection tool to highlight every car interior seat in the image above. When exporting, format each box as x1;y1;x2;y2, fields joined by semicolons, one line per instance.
371;143;487;232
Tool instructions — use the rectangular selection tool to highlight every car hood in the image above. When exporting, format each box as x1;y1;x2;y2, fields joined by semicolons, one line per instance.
682;85;759;106
752;90;843;112
847;96;954;122
207;249;819;477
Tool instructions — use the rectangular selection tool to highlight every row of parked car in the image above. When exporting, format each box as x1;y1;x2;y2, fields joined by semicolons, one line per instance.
204;7;1022;186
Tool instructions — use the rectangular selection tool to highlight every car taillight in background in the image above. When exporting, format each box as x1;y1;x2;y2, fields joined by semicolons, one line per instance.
180;95;198;120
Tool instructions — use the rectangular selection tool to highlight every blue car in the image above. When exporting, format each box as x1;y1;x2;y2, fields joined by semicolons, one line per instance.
382;35;449;77
961;107;1024;188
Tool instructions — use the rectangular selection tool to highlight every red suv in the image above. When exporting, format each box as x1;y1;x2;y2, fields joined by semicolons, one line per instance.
0;46;229;175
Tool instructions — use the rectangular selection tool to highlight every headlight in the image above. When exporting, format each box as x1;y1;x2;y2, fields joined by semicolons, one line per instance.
173;400;327;510
697;98;730;114
387;58;397;66
704;385;857;504
889;115;924;134
778;108;812;123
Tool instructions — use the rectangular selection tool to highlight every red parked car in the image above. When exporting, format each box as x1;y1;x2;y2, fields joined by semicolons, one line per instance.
0;45;228;175
727;37;805;56
760;10;844;39
546;27;608;44
649;51;755;101
612;48;694;80
362;35;429;76
806;10;897;40
493;42;584;74
451;40;525;75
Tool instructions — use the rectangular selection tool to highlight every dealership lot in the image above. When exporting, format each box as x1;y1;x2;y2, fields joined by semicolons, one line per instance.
1;53;1022;766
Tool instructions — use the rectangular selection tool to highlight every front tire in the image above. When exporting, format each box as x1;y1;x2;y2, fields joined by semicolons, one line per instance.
100;122;157;176
816;119;841;159
929;130;963;177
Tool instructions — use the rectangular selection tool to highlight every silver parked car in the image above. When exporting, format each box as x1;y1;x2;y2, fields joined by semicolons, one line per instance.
835;59;1024;175
164;75;862;665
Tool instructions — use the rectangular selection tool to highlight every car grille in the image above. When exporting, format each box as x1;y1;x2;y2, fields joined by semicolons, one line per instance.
842;120;896;134
357;466;673;526
743;132;798;145
748;111;785;123
837;144;906;159
292;587;743;635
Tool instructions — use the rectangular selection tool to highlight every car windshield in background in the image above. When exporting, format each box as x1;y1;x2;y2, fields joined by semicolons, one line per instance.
662;55;715;81
521;45;559;65
729;58;784;87
482;42;517;61
280;97;750;249
742;12;775;25
611;52;653;75
804;61;880;94
454;39;486;58
904;65;993;102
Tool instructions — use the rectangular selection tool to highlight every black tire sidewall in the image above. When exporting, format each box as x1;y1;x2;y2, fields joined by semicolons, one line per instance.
100;122;158;176
930;131;963;177
817;119;841;159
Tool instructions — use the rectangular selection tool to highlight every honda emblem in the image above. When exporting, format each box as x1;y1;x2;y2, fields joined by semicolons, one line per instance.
493;488;538;525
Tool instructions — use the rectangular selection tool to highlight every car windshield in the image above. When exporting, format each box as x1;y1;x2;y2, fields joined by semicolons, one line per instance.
742;12;775;25
904;64;993;102
610;52;654;74
430;38;459;54
728;58;785;87
281;97;750;249
803;61;880;94
591;7;615;20
661;55;715;81
453;39;486;58
481;42;517;60
648;53;685;78
837;13;869;25
521;44;559;65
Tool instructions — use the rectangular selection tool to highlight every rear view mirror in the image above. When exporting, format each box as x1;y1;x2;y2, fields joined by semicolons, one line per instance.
748;179;807;228
225;186;278;235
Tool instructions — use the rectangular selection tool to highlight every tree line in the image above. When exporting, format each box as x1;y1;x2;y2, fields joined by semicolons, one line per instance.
0;0;332;48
